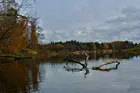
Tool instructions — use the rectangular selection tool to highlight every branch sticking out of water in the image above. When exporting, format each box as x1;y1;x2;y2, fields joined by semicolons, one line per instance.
92;61;120;72
63;52;89;68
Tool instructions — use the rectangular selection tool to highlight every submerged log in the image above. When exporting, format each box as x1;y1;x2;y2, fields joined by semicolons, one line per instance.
92;61;120;71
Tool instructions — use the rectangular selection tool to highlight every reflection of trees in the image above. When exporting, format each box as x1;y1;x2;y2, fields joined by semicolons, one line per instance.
0;62;29;93
0;59;41;93
32;63;39;90
41;51;138;62
95;52;136;60
29;60;40;91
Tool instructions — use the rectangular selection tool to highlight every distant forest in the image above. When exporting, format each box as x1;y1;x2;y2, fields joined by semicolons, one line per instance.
40;40;140;51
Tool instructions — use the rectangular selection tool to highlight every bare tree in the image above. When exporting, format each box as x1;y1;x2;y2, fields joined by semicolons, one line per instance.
0;4;17;53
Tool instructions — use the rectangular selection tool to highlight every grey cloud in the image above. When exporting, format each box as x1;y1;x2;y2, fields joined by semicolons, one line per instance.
81;6;140;42
48;31;69;42
129;37;140;41
99;7;140;42
38;1;140;43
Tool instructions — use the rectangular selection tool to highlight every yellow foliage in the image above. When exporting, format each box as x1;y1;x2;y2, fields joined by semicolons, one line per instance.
31;23;38;51
28;49;37;54
8;16;38;54
8;17;28;53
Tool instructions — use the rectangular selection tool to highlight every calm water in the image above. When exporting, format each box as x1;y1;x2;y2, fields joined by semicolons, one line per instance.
0;56;140;93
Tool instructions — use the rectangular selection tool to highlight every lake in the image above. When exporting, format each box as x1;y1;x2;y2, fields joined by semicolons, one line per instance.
0;55;140;93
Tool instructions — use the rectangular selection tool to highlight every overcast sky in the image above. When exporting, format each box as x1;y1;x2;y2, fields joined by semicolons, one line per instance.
36;0;140;43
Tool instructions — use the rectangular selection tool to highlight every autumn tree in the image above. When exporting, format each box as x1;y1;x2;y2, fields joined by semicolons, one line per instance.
31;23;38;51
104;43;109;49
0;0;18;53
0;0;42;53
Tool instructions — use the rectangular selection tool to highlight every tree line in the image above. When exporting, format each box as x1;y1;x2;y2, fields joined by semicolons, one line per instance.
40;40;139;51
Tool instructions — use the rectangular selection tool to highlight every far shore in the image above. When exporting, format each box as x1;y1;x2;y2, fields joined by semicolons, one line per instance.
38;49;140;62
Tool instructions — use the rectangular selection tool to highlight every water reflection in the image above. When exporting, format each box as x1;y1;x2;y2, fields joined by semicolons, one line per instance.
90;52;138;60
0;59;42;93
41;52;139;62
0;53;140;93
39;56;140;93
63;62;89;78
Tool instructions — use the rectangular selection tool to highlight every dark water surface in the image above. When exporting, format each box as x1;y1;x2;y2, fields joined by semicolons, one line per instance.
0;56;140;93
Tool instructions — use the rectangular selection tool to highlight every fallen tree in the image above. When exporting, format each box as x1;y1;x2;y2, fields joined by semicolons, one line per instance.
63;52;120;73
63;52;90;78
92;61;120;72
63;52;89;68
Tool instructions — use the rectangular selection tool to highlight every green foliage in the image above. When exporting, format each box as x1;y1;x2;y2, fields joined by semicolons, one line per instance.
127;44;140;55
17;53;25;57
28;49;37;54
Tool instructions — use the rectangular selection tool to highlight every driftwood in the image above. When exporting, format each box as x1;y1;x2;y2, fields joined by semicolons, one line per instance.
63;59;86;68
63;52;121;74
63;53;89;78
94;66;119;72
63;52;89;68
92;61;120;72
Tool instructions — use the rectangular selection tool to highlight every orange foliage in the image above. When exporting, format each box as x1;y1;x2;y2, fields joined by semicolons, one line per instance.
104;43;109;49
8;17;28;53
91;43;96;50
40;44;64;51
31;23;38;51
8;16;38;53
